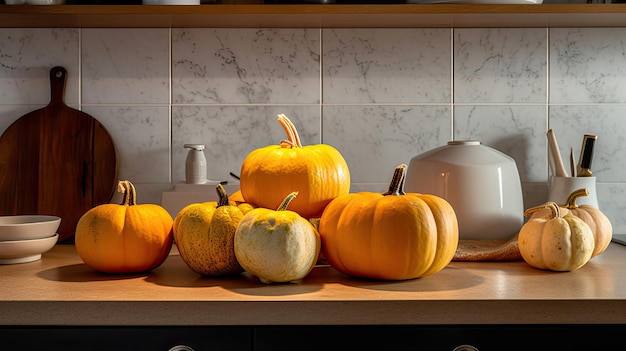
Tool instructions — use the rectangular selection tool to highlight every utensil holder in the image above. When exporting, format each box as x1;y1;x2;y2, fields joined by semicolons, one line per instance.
548;176;598;208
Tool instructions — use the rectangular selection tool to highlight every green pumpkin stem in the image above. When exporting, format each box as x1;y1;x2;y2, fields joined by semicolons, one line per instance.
216;183;229;207
117;180;137;206
382;164;407;196
523;201;560;219
563;188;589;209
277;191;299;211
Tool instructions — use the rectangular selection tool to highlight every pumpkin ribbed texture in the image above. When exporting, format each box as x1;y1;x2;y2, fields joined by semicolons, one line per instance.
75;180;174;274
530;188;612;258
519;202;594;272
318;164;459;281
234;192;321;284
240;114;350;219
173;184;254;276
561;188;612;258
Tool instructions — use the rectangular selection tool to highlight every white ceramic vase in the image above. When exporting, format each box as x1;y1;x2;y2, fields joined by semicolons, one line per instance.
405;140;524;241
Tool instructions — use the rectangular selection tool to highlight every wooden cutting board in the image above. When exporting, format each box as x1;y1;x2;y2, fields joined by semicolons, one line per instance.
0;66;118;243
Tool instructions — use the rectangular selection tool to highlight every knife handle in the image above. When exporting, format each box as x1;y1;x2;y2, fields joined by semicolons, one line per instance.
577;134;597;177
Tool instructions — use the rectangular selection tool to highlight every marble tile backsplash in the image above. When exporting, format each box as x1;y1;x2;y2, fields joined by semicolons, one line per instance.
1;27;625;234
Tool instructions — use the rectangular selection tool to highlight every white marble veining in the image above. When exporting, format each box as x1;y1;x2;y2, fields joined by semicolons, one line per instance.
171;28;320;104
453;105;547;183
454;28;547;103
171;106;320;183
0;26;626;234
0;28;79;105
323;28;451;104
550;28;626;103
82;28;170;104
83;105;171;184
323;105;451;183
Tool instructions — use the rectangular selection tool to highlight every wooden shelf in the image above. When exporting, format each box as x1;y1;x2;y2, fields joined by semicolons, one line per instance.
2;4;626;28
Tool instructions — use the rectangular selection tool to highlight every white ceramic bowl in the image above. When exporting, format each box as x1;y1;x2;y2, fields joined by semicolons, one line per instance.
405;140;524;241
0;233;58;264
0;215;61;241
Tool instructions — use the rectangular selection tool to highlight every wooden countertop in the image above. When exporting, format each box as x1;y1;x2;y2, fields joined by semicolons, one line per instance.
2;243;626;326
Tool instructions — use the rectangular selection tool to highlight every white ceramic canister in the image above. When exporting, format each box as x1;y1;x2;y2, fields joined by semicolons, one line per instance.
405;140;524;241
184;144;208;184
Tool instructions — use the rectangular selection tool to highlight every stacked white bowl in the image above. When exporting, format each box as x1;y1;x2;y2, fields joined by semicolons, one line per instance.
0;215;61;264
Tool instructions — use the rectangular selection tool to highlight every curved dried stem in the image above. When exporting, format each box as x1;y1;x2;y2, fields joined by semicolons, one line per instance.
117;180;137;206
277;113;302;147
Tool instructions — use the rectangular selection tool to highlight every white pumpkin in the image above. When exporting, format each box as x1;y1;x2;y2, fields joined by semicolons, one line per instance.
519;202;594;272
234;192;321;284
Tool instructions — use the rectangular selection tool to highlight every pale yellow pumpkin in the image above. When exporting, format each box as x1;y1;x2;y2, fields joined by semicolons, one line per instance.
234;192;321;284
173;184;254;276
519;202;594;272
561;188;612;258
529;188;612;258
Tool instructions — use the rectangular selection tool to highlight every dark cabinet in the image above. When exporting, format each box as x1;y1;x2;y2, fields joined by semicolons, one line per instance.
2;324;626;350
0;326;252;351
253;325;626;351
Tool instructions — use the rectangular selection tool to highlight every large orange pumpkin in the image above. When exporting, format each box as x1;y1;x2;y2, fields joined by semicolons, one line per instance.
318;164;459;280
75;180;174;274
240;114;350;219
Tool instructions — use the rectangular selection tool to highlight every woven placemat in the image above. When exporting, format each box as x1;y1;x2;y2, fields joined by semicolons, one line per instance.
453;233;522;262
311;218;522;262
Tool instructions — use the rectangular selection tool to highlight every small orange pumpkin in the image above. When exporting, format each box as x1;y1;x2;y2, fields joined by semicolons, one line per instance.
75;180;174;274
318;164;459;280
240;114;350;219
229;189;245;204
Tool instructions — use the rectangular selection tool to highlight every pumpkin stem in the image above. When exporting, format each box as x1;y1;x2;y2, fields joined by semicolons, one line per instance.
277;191;299;211
117;180;138;207
279;139;295;148
216;183;229;207
277;114;302;148
523;201;560;219
563;188;589;209
382;164;407;196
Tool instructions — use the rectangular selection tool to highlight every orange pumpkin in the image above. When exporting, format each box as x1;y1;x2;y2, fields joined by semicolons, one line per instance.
240;114;350;219
561;188;613;258
75;180;174;274
229;189;245;204
318;164;459;280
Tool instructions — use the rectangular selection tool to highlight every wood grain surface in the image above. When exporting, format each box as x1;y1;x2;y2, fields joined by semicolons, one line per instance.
0;66;118;243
